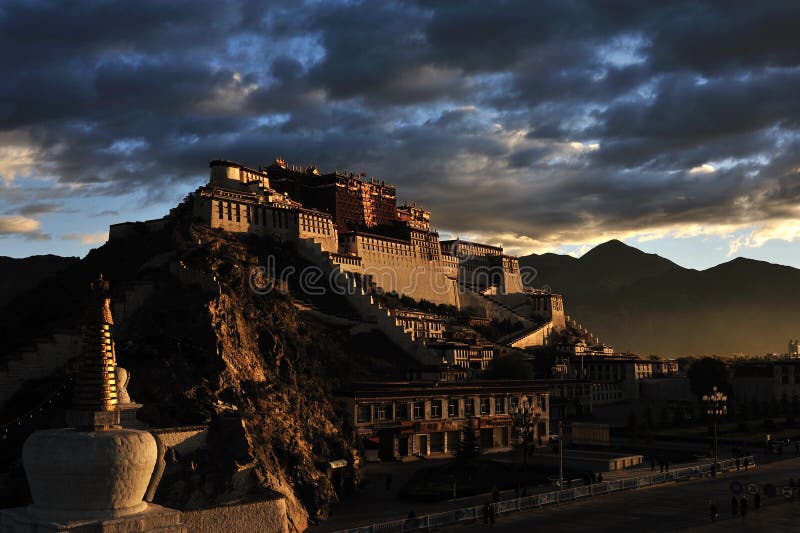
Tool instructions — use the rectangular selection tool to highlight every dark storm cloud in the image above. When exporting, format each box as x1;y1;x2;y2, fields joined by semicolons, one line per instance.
1;0;800;249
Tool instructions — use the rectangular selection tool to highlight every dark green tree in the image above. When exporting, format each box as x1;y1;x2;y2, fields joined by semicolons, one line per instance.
627;410;639;441
485;352;534;380
528;345;560;379
455;430;483;464
687;357;731;396
658;407;671;428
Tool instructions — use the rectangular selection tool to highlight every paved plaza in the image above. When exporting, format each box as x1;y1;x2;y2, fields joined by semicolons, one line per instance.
450;457;800;532
315;446;798;532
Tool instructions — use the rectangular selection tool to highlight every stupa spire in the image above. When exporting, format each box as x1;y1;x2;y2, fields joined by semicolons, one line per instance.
67;273;121;430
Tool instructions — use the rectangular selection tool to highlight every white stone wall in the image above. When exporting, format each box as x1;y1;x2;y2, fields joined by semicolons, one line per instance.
342;234;458;306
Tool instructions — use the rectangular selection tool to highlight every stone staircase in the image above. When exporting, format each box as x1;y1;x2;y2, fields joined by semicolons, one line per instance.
496;321;554;349
0;281;156;409
459;290;534;327
294;239;442;365
566;314;602;345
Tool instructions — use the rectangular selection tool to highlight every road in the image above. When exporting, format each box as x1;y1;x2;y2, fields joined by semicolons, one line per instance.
315;448;787;532
448;457;800;532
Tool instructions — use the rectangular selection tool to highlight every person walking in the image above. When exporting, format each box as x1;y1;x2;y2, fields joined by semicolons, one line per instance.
597;472;603;484
709;500;718;523
743;457;750;470
740;496;748;517
488;502;496;524
735;457;741;471
483;502;491;525
650;457;656;472
731;496;739;516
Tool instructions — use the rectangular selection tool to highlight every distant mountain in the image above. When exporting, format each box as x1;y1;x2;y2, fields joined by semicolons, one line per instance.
519;242;800;356
0;255;78;308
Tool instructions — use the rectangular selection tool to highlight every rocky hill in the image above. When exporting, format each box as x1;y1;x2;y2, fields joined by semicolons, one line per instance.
0;198;418;527
520;241;800;356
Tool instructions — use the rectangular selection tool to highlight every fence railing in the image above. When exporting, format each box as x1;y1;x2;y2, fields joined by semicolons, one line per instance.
335;456;755;533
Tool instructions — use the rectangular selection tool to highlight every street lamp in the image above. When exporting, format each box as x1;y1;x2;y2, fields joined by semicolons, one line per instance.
702;386;728;470
512;395;542;471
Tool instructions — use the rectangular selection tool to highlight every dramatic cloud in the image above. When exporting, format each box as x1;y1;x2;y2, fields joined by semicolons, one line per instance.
63;231;109;245
1;0;800;258
0;215;48;240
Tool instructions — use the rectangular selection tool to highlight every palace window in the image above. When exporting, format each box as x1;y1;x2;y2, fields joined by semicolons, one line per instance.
431;399;442;419
217;201;223;219
357;404;372;423
396;402;410;420
480;397;490;416
376;403;391;421
448;398;459;417
509;396;519;413
464;398;475;417
495;397;506;415
413;401;425;419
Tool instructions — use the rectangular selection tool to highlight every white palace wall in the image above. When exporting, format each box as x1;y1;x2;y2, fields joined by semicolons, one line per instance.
340;234;459;306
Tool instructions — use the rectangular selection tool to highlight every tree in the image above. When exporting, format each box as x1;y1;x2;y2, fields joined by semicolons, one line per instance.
528;345;560;379
687;357;731;397
485;353;534;380
659;407;671;428
455;430;482;464
627;410;639;441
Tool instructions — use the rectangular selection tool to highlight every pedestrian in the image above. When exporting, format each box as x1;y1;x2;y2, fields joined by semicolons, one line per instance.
483;502;491;525
740;496;748;517
743;457;750;470
597;472;603;484
489;503;496;524
650;457;656;472
709;500;718;523
755;492;761;509
735;457;741;471
659;460;664;473
665;460;669;472
731;496;738;516
386;474;392;491
492;486;500;503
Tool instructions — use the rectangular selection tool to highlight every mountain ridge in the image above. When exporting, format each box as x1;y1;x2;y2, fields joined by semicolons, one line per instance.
519;241;800;355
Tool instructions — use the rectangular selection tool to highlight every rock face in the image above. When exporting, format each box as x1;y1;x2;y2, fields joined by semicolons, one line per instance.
23;428;157;520
2;197;417;528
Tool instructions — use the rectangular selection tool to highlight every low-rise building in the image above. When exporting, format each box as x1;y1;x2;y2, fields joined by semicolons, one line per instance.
338;381;551;460
731;358;800;403
391;309;445;342
428;341;495;370
569;356;682;401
